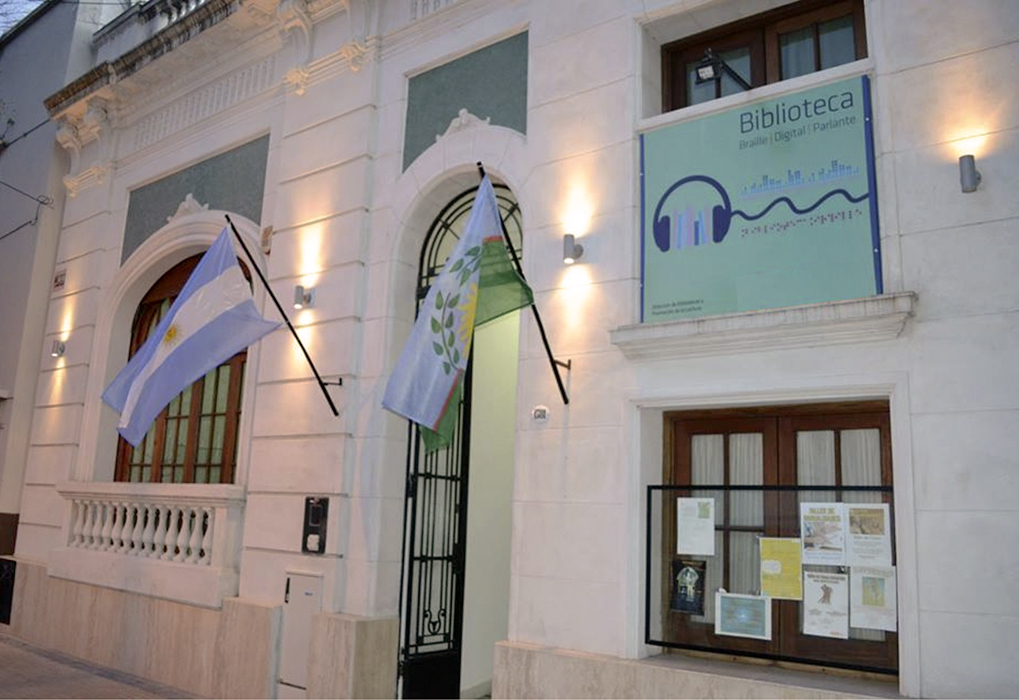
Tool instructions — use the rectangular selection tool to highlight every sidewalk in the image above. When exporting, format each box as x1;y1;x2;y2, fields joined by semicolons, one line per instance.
0;632;197;699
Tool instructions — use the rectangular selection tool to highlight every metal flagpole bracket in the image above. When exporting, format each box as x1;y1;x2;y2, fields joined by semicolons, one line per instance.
476;162;571;405
225;214;341;416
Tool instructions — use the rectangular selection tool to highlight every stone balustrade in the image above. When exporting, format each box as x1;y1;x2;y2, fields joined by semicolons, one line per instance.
68;498;216;565
51;481;245;607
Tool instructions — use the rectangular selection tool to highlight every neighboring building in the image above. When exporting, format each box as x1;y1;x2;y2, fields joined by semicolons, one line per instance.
0;0;117;557
1;0;1017;698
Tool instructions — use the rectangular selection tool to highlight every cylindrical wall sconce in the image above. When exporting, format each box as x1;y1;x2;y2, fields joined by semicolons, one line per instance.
959;154;982;193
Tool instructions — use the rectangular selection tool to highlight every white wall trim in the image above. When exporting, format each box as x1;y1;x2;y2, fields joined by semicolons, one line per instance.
611;293;916;361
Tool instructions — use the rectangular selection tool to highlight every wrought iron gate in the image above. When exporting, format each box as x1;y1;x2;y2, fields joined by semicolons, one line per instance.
398;184;521;699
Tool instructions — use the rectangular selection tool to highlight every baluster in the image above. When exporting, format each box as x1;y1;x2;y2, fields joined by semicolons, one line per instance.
94;502;107;549
162;506;179;561
174;507;192;562
118;503;132;553
71;500;85;547
141;505;155;556
152;505;168;559
109;503;124;553
80;501;92;548
99;503;114;550
187;508;203;563
130;502;145;555
85;501;99;549
198;507;213;565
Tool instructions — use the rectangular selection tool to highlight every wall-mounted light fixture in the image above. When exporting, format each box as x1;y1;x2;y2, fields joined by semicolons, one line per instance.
959;154;981;193
694;49;751;91
50;340;65;358
563;234;584;264
293;284;314;309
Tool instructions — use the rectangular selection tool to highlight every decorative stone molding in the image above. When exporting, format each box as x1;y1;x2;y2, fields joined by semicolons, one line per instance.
55;119;82;170
77;98;109;144
409;0;459;22
63;163;112;198
284;65;311;95
610;292;916;361
131;55;276;150
278;0;312;66
339;40;368;71
436;108;490;143
54;96;115;197
168;193;209;221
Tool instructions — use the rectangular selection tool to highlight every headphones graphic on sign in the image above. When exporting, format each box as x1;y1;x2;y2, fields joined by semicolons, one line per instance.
651;174;869;253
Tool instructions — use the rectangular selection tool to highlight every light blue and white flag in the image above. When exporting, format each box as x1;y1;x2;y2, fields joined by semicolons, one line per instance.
102;227;280;446
382;176;532;452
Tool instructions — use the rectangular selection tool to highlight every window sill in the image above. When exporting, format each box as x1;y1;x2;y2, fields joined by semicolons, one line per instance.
610;293;915;362
48;481;245;609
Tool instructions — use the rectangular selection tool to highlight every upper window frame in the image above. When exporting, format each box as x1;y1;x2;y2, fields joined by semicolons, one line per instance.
662;0;867;112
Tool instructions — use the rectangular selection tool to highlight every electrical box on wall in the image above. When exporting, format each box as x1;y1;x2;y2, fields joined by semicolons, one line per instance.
301;497;328;555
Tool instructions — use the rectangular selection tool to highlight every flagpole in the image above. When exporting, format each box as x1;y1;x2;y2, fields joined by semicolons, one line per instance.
224;215;341;417
476;162;570;405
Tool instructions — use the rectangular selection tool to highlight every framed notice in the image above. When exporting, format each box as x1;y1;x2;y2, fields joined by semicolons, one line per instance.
676;497;715;555
640;75;880;322
801;502;847;565
760;537;803;600
803;571;849;639
715;592;772;640
670;559;707;615
847;503;892;566
851;565;897;632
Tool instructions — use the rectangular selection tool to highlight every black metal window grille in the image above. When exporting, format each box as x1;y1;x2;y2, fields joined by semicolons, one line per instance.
645;483;897;675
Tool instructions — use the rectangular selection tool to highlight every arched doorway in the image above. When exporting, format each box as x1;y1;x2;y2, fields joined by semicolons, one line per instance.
398;183;522;699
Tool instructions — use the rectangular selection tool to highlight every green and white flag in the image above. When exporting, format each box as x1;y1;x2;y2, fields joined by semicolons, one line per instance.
383;175;533;451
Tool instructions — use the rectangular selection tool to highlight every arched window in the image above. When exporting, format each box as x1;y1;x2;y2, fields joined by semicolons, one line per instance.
113;254;246;484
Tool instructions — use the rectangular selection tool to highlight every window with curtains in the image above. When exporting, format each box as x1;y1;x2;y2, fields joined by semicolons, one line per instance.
113;255;246;484
662;0;867;111
660;401;897;673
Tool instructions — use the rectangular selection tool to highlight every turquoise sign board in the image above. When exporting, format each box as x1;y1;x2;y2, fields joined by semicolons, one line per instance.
640;75;881;322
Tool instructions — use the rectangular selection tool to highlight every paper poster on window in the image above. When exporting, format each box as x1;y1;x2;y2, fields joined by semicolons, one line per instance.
671;559;707;615
760;537;803;600
800;502;847;565
677;497;715;555
803;571;849;639
640;75;880;322
715;592;772;640
851;565;897;632
846;503;892;566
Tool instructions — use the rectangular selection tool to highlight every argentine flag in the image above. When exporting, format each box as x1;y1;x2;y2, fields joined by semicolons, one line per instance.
103;228;280;446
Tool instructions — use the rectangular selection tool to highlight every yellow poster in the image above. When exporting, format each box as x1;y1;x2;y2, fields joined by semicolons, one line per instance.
759;537;803;600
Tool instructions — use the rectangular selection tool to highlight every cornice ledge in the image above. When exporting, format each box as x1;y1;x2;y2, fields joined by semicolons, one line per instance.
610;292;916;361
45;0;241;117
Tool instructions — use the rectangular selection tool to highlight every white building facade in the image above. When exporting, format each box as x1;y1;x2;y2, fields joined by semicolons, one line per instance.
2;1;1018;698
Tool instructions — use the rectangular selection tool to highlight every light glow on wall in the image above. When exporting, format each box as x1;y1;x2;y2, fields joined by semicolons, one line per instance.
558;264;594;339
298;224;324;285
561;182;593;236
946;130;992;159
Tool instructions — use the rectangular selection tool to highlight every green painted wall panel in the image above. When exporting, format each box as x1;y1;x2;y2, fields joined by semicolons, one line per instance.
404;32;527;171
122;135;270;263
